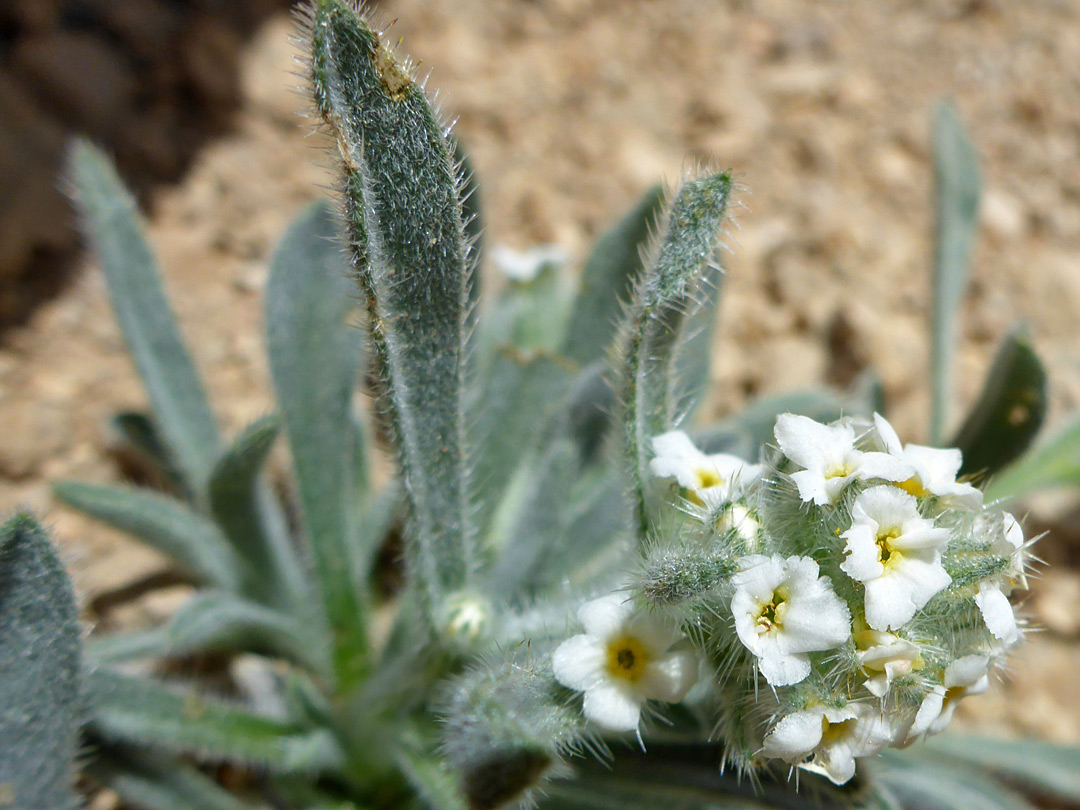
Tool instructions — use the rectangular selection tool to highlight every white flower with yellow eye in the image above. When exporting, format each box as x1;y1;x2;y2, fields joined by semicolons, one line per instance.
841;486;952;631
762;702;895;785
872;414;983;507
854;627;923;698
731;555;851;687
774;414;912;506
649;431;761;507
552;594;699;732
906;654;991;741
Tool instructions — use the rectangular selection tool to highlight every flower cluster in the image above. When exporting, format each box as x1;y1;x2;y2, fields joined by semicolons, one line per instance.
552;412;1030;785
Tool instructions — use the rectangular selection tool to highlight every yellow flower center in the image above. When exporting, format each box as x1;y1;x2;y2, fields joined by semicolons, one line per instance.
695;467;724;490
824;460;854;481
756;587;789;634
820;716;855;745
895;476;930;498
875;527;904;569
605;635;651;682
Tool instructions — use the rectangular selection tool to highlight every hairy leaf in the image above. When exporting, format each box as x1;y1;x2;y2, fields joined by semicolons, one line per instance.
309;0;475;617
563;185;665;367
86;744;255;810
985;414;1080;502
68;140;220;492
90;669;345;773
876;750;1033;810
929;102;981;444
55;480;241;591
917;734;1080;805
208;414;310;612
0;515;82;810
166;591;330;675
617;170;734;536
266;201;370;685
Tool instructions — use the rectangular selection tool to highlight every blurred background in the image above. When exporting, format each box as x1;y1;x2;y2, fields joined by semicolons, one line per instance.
1;0;1079;754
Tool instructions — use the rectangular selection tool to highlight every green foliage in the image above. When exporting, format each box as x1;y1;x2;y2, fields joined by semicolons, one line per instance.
618;171;734;535
3;6;1071;810
0;514;82;810
266;200;371;687
952;327;1047;480
309;0;475;619
68;140;221;492
929;100;981;445
54;479;242;592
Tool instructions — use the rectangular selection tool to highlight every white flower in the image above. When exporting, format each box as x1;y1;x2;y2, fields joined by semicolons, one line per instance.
491;243;567;282
774;414;912;506
990;512;1029;593
731;555;851;687
974;581;1022;647
552;594;699;732
762;702;895;785
649;431;762;507
841;486;952;631
907;654;990;741
873;414;983;507
854;627;923;698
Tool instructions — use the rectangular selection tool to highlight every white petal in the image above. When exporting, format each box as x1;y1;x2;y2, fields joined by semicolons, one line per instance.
578;594;634;639
852;485;920;530
945;654;990;692
863;556;951;630
731;555;784;602
1002;513;1024;551
975;583;1020;645
648;456;699;491
891;521;951;552
762;710;827;759
582;681;642;732
624;610;684;657
639;647;700;703
651;430;702;463
790;469;833;505
552;635;606;691
780;581;851;653
841;523;886;582
906;687;945;742
906;443;961;481
856;451;915;484
775;414;853;472
758;647;811;686
873;413;904;455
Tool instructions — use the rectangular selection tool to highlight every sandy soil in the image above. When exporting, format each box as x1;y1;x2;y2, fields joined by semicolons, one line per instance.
2;0;1080;748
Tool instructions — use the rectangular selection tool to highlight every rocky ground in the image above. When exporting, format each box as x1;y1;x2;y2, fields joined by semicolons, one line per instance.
3;0;1080;768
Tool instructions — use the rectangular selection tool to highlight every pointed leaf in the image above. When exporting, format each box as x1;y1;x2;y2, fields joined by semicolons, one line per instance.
952;327;1047;479
86;744;255;810
917;733;1080;805
54;480;241;591
929;101;981;444
0;514;82;810
563;185;665;367
673;270;725;424
876;750;1033;810
266;201;370;686
90;669;345;774
309;1;475;615
207;414;309;611
165;591;330;674
985;415;1080;502
108;411;187;495
87;627;170;664
68;139;220;492
474;351;573;532
617;170;734;537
